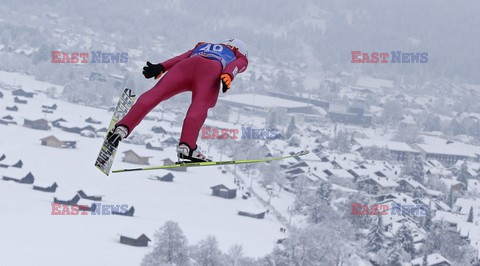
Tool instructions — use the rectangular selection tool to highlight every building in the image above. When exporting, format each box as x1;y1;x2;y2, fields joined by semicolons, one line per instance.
77;190;102;201
410;253;451;266
14;96;27;104
33;182;58;193
327;104;372;126
122;150;151;165
119;234;151;247
266;91;329;109
354;138;420;161
152;173;174;182
357;176;399;195
112;206;135;216
2;168;34;184
40;135;76;149
415;142;479;166
6;105;19;112
24;119;50;130
210;184;237;199
12;89;34;98
237;210;266;219
219;93;313;114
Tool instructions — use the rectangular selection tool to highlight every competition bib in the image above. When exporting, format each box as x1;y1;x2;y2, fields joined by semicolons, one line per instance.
191;43;236;69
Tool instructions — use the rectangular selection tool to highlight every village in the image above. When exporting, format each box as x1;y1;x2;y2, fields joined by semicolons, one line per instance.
2;67;480;265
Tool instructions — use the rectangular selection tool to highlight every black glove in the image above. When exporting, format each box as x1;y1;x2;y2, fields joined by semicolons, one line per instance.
142;61;165;79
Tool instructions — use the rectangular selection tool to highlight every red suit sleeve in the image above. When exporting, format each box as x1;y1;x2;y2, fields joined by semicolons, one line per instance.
160;49;194;71
223;50;248;81
160;42;205;71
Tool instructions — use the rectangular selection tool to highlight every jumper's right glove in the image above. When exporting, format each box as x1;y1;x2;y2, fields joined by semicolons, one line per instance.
220;73;232;93
142;61;165;79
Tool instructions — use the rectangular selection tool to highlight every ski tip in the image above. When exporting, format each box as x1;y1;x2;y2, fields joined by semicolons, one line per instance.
295;150;310;157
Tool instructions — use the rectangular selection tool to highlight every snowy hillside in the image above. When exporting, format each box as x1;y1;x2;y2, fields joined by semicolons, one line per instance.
0;87;286;265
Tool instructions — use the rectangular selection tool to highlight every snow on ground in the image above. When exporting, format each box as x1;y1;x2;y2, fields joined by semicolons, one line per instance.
0;90;286;265
0;70;64;93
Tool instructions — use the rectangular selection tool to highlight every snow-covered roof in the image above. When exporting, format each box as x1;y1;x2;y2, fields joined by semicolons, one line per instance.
360;177;399;188
433;210;465;225
410;253;451;266
416;142;479;158
219;93;310;109
356;76;394;90
355;138;418;153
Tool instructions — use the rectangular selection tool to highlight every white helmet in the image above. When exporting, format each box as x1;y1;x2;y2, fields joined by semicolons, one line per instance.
222;38;248;58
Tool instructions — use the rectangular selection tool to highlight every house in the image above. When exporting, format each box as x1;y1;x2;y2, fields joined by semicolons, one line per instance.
237;210;266;219
146;140;163;151
210;184;237;199
112;206;135;216
24;119;50;130
162;158;186;172
33;182;58;193
42;103;58;110
85;117;101;124
119;234;151;247
77;190;102;201
357;176;399;195
161;136;178;148
42;109;54;114
415;142;479;166
54;194;81;205
0;115;16;125
151;126;167;134
52;118;67;127
327;104;372;126
40;135;77;149
122;150;152;165
152;173;174;182
0;156;23;168
410;253;451;266
14;96;27;104
354;138;420;161
12;89;34;98
6;105;18;112
2;168;34;184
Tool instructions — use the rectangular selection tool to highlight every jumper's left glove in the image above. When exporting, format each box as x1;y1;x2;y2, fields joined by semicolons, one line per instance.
143;61;165;79
220;74;232;93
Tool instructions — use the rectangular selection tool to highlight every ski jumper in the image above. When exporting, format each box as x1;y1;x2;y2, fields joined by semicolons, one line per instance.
117;42;248;149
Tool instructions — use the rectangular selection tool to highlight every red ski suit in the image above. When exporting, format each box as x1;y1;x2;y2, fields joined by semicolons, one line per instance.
117;42;248;149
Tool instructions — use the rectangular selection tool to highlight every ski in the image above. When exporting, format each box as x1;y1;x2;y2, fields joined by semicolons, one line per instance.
95;88;136;175
111;150;309;173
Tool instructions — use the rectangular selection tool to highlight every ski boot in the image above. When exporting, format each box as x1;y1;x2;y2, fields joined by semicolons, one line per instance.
176;143;211;162
106;125;128;148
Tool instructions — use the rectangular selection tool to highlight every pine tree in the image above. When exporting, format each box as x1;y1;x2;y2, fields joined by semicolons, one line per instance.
141;221;190;266
411;155;425;184
317;181;332;205
286;116;297;138
468;206;474;223
457;160;469;187
424;202;433;232
447;188;454;208
422;251;428;266
394;223;415;256
367;213;384;253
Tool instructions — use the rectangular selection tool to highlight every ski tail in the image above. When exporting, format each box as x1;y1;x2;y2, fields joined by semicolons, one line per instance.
111;150;310;173
95;88;136;175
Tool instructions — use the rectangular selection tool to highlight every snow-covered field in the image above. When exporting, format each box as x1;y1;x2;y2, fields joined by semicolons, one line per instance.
0;89;285;265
